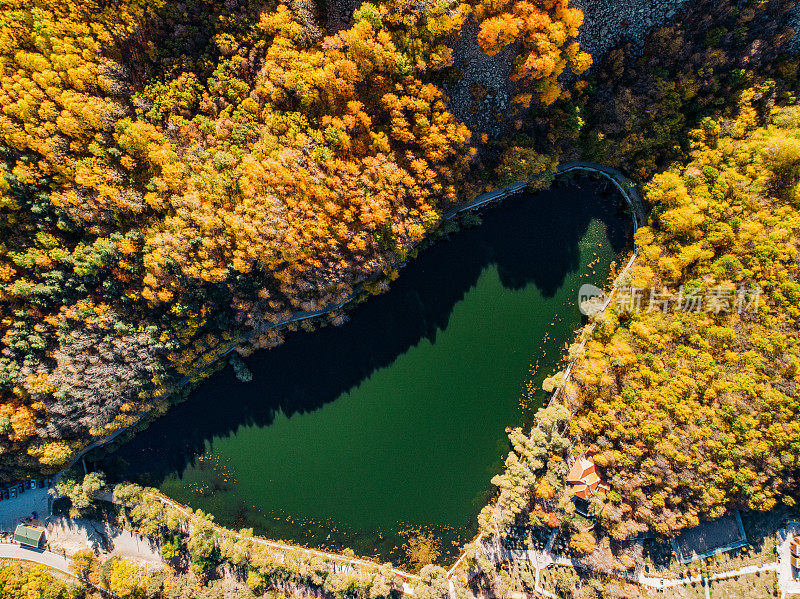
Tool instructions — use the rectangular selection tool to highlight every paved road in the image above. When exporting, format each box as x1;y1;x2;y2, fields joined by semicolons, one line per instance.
0;541;123;598
445;161;645;229
639;563;778;590
0;542;71;575
41;161;646;592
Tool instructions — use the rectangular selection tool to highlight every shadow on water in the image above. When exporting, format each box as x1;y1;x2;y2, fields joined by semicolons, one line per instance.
98;177;629;553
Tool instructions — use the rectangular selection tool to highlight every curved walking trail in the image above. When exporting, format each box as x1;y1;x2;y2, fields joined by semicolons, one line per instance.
638;562;777;590
444;163;645;581
0;540;121;598
150;493;420;586
66;160;645;474
51;161;645;593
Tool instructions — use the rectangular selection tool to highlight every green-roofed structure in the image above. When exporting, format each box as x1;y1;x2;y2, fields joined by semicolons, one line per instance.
13;525;44;548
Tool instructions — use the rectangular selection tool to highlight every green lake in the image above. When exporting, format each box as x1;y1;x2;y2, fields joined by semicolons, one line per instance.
100;178;630;567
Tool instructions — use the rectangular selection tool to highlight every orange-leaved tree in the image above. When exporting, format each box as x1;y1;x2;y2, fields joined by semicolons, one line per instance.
475;0;592;105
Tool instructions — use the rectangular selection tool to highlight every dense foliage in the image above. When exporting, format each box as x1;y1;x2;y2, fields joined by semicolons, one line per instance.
0;563;74;599
579;0;797;179
72;550;306;599
5;0;800;595
473;0;800;556
568;98;800;538
476;404;573;536
0;0;586;479
467;94;800;598
475;0;591;106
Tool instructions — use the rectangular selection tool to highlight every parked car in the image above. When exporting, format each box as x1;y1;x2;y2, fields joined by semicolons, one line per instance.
17;484;23;493
23;481;30;490
10;488;16;498
39;480;45;489
2;489;8;500
28;480;35;489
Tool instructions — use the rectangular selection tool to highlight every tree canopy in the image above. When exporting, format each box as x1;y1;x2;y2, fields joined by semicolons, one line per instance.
0;0;588;478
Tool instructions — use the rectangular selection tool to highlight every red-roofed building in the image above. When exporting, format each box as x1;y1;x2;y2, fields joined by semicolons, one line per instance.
567;457;610;500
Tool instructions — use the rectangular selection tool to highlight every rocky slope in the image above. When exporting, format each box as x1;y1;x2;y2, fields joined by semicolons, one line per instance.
571;0;692;64
443;0;694;138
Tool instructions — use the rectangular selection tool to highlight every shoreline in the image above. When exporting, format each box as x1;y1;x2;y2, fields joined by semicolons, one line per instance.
59;160;645;479
49;161;645;579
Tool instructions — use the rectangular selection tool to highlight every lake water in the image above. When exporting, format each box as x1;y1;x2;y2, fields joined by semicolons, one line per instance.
100;178;630;567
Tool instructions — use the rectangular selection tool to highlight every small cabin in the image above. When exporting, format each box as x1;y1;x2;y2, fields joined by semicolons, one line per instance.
566;457;610;500
13;525;45;548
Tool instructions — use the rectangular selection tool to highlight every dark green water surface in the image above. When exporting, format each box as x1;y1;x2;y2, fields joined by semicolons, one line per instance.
100;179;630;566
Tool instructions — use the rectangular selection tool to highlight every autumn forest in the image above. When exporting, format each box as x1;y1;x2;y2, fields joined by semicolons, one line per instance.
2;0;800;594
0;0;591;475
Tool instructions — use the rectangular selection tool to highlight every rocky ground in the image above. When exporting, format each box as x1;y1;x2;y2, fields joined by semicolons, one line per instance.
445;18;518;140
570;0;692;65
787;2;800;52
443;0;695;137
324;0;361;33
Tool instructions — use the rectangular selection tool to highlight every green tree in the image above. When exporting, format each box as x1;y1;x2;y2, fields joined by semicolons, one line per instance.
56;472;106;517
